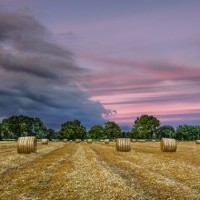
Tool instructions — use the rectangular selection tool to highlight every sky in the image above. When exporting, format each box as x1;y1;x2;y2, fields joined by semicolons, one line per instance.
0;0;200;130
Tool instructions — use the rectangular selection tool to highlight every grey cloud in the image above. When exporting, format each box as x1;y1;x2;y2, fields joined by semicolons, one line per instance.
0;10;73;58
0;10;109;129
0;53;58;79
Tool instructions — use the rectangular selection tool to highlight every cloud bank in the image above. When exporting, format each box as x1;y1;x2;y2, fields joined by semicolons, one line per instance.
0;10;110;129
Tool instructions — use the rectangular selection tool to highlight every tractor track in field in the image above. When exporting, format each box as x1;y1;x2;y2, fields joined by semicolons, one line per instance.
0;143;78;200
90;143;200;200
0;142;199;200
66;143;145;200
0;142;66;175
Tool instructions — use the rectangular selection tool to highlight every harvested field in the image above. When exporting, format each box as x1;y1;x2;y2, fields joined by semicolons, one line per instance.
0;141;199;200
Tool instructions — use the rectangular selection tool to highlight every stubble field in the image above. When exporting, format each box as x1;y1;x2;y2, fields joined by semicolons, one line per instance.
0;141;199;200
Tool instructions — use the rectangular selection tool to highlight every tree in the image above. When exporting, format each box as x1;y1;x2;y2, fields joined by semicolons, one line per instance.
0;123;2;141
176;125;200;140
157;125;175;139
88;125;104;139
32;117;48;139
131;115;160;139
0;115;47;139
59;119;86;140
46;129;60;140
104;121;121;139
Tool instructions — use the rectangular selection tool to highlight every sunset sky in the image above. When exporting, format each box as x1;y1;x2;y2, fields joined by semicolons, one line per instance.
1;0;200;130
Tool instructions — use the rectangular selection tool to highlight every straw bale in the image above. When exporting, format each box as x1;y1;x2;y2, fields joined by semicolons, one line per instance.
41;138;49;145
160;138;177;152
87;139;93;143
116;138;131;152
76;139;81;143
17;136;37;154
138;139;146;143
104;139;109;144
131;139;137;142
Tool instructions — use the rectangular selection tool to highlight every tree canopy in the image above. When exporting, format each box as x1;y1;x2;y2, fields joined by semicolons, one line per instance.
0;115;48;139
156;125;175;139
88;125;105;139
131;115;160;139
104;121;121;139
176;125;200;141
0;114;200;141
59;119;86;140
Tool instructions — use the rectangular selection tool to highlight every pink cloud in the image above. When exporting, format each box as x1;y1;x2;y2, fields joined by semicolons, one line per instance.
80;54;200;126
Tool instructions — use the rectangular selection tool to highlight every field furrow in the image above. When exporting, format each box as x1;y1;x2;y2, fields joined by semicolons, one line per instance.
0;141;199;200
0;143;77;200
65;143;145;200
91;143;200;200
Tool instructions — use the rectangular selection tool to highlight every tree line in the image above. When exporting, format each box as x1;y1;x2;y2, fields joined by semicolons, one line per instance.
0;115;199;141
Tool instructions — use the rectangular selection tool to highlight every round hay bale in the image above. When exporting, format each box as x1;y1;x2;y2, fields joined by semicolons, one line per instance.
51;139;59;142
63;139;68;142
160;138;177;152
196;140;200;144
104;139;109;144
87;139;93;143
76;139;81;143
41;138;49;145
17;136;37;154
116;138;131;152
138;139;146;143
131;139;137;142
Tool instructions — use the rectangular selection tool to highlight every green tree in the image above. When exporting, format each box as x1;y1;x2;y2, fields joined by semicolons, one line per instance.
131;115;160;139
88;125;104;139
157;125;175;139
32;117;47;139
104;121;121;139
46;129;60;140
176;125;200;140
1;115;47;139
122;131;131;138
59;119;86;140
0;123;2;140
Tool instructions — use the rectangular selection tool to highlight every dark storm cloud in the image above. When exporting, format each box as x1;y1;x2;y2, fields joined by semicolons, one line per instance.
0;11;73;58
0;10;109;129
0;53;58;79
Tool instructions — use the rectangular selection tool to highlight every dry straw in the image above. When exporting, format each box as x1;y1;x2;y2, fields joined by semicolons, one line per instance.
196;140;200;144
116;138;131;152
160;138;177;152
41;138;49;145
17;136;37;154
87;139;93;143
